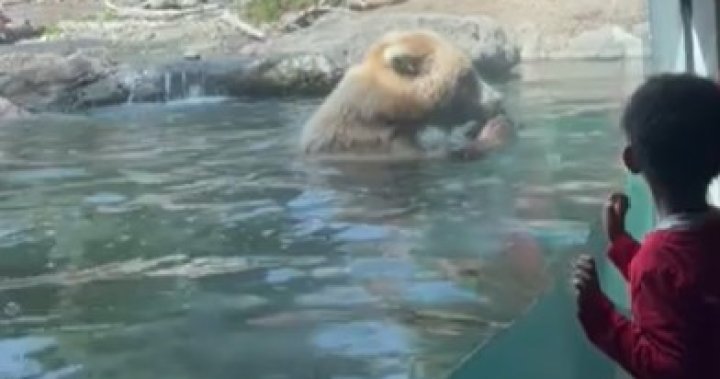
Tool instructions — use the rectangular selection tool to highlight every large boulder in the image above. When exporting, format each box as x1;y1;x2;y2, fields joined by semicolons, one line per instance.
559;24;643;60
0;50;342;110
0;50;116;112
74;55;340;106
0;21;45;45
220;53;343;96
515;23;644;61
243;12;521;79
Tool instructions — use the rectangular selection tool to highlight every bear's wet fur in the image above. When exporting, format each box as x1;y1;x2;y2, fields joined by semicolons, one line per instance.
300;29;506;159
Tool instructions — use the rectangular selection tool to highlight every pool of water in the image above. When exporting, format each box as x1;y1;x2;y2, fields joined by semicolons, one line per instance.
0;60;642;379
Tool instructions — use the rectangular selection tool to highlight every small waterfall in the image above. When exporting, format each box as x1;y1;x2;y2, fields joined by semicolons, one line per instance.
122;71;143;105
180;71;187;97
161;68;212;103
120;61;224;105
188;83;204;98
187;70;206;98
126;84;135;104
164;71;172;103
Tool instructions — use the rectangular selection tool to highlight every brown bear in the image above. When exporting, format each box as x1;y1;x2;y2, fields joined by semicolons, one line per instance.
299;29;514;160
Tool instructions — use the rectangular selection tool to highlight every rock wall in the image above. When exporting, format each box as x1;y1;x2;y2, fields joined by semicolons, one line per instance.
378;0;647;61
0;12;520;112
515;23;645;61
0;0;650;113
243;12;520;79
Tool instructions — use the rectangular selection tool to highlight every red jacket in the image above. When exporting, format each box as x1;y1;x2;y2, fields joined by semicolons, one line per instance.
578;215;720;379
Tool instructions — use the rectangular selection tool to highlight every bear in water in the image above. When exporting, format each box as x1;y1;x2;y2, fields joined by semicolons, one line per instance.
299;29;515;160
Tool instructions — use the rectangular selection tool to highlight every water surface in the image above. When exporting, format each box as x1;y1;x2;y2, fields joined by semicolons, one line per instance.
0;60;642;379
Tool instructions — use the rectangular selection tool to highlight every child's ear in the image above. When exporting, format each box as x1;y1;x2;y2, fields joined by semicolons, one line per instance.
622;145;641;174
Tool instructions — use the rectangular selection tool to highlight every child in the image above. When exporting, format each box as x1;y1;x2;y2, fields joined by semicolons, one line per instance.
573;73;720;379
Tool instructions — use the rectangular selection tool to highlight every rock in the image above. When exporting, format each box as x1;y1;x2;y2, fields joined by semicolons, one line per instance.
512;23;646;61
0;12;10;28
178;0;205;7
143;0;205;9
511;23;543;61
118;68;166;102
0;97;27;121
183;51;202;61
248;12;520;80
276;6;333;33
75;74;129;107
231;53;343;96
143;0;180;10
0;12;519;110
347;0;407;11
70;65;166;108
0;21;45;45
559;24;643;60
0;50;115;112
135;55;340;99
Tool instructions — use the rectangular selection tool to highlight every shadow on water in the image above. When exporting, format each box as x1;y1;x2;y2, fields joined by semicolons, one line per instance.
0;60;642;379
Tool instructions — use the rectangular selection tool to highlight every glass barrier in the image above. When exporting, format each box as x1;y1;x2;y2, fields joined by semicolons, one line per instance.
449;0;720;377
0;1;656;379
447;174;654;379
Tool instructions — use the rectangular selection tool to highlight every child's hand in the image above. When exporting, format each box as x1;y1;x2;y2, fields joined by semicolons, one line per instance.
604;192;630;243
572;255;601;305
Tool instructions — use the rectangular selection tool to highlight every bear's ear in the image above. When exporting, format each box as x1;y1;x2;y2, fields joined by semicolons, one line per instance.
390;55;424;77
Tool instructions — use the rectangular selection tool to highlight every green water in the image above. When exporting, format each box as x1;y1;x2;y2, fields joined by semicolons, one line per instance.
0;61;641;379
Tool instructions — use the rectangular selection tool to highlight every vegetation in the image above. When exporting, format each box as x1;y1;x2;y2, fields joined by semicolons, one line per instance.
78;9;117;22
42;24;63;39
241;0;342;24
97;9;119;22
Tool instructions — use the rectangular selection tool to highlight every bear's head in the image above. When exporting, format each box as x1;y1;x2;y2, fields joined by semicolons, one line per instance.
357;30;502;132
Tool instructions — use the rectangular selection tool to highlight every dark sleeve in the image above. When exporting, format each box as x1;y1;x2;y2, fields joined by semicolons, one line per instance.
607;233;641;281
578;258;691;379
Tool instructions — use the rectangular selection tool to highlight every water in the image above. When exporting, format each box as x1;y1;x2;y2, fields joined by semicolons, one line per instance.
0;61;642;379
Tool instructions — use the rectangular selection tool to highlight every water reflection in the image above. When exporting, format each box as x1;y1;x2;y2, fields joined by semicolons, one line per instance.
0;61;640;379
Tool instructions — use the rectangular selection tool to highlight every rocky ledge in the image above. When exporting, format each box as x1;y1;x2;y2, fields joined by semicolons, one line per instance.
241;12;521;79
0;48;343;113
0;12;520;115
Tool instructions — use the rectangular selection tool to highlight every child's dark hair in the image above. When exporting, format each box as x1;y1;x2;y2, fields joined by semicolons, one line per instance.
621;73;720;192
